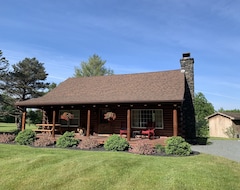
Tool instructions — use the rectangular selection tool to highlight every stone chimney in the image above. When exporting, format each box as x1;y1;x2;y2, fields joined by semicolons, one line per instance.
180;52;196;141
180;52;194;100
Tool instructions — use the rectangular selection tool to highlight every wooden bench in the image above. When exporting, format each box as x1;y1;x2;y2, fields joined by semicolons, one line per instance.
33;124;61;135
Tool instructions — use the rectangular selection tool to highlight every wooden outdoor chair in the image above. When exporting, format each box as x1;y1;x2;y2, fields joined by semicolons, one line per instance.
141;122;155;139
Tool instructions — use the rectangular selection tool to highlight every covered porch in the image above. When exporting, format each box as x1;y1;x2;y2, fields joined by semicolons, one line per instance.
20;102;181;141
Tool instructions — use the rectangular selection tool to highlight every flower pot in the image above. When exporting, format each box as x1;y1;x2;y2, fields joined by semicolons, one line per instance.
197;137;208;145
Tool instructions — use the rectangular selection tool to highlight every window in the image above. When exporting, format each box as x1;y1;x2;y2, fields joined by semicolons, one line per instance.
131;109;163;129
59;110;80;127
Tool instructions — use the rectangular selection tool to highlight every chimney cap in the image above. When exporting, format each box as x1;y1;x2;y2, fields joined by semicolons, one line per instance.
182;52;190;58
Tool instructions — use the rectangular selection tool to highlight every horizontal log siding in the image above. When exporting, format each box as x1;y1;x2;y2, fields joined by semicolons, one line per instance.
49;103;182;137
80;109;98;134
160;108;173;136
112;107;128;134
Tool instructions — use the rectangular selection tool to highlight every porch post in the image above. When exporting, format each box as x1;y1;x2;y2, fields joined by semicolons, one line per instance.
52;110;56;138
86;109;91;137
127;109;131;141
173;105;178;136
21;111;26;131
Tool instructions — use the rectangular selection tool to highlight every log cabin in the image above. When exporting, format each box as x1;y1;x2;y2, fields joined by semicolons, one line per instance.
15;53;196;141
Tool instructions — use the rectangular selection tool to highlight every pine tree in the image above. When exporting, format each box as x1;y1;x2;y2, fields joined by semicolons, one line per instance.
74;54;114;77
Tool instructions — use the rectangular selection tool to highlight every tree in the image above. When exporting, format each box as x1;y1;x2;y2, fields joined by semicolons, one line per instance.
218;108;240;113
5;58;49;101
0;50;9;92
27;109;42;125
0;51;12;122
0;57;49;127
47;82;57;92
194;92;215;137
0;50;9;79
0;93;16;123
74;54;114;77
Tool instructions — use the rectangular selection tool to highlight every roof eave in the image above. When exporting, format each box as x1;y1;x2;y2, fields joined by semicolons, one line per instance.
15;99;184;108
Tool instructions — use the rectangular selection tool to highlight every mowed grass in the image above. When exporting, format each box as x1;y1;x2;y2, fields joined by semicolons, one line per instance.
0;122;36;132
0;143;239;190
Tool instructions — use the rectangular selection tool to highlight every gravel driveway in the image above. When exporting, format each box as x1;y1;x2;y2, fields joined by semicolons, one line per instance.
191;139;240;162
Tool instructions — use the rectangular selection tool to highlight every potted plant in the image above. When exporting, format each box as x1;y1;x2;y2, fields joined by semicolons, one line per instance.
196;125;209;145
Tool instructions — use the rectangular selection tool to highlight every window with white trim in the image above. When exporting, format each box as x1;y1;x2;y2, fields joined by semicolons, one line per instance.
131;109;163;129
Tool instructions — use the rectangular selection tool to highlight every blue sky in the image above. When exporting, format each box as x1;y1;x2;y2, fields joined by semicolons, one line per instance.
1;0;240;110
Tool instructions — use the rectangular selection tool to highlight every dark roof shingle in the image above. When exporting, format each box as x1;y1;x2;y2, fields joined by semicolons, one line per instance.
16;69;185;107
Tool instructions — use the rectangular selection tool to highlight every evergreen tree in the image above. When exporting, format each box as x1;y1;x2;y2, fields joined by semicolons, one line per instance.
0;50;9;90
0;50;12;122
6;58;49;101
74;54;114;77
0;50;9;77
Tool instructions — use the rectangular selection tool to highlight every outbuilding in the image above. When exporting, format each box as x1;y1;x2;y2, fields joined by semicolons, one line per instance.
206;112;240;138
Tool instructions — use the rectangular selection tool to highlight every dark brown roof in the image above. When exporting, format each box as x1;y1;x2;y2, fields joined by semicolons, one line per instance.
16;69;185;107
206;112;240;120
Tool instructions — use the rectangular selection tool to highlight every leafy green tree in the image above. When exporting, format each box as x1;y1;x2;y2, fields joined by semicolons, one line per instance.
47;82;57;92
5;58;49;101
194;92;215;137
0;93;16;122
218;108;240;113
74;54;114;77
27;109;42;125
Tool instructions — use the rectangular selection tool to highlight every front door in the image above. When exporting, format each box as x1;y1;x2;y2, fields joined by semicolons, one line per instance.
97;108;114;134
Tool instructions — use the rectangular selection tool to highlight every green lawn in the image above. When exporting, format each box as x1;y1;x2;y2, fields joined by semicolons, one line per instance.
0;143;239;190
0;122;35;132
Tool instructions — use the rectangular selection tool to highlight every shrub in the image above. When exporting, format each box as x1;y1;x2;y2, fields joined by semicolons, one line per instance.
129;142;155;155
56;131;79;148
78;138;99;150
155;144;165;154
225;125;240;138
15;129;36;145
196;125;209;138
104;134;129;151
34;133;55;147
13;129;21;136
165;136;191;156
0;133;16;143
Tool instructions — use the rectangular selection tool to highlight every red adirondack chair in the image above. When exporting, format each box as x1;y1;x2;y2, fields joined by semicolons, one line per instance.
120;121;127;137
141;122;155;139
